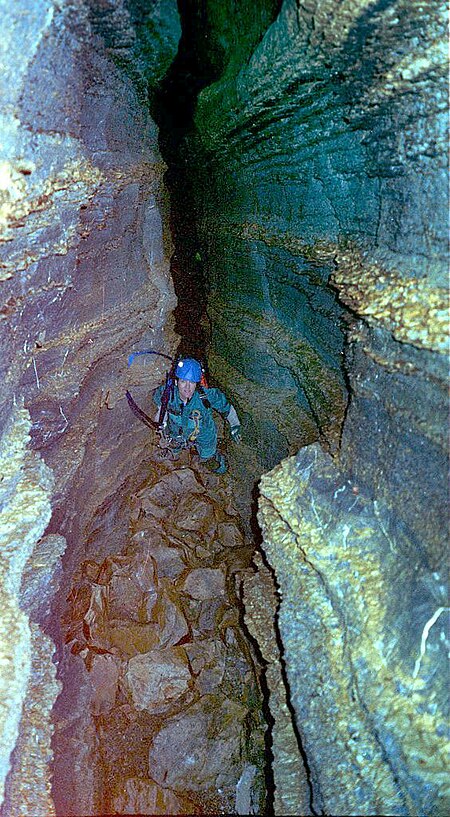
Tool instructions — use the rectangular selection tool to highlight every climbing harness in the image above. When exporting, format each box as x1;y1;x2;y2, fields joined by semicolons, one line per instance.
157;431;196;461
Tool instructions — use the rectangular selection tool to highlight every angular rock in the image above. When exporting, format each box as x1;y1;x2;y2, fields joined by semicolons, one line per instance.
216;521;245;549
185;639;226;694
173;495;216;532
197;599;228;634
137;497;167;520
170;468;206;495
145;544;185;581
108;623;160;658
82;585;109;650
88;654;121;716
235;764;258;816
154;589;190;648
125;647;191;713
138;468;205;518
130;527;167;552
144;588;159;620
107;572;145;622
129;551;158;594
148;695;248;791
112;777;192;816
182;568;226;600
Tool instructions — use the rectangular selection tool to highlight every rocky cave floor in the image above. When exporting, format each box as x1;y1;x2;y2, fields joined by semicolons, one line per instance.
53;434;269;816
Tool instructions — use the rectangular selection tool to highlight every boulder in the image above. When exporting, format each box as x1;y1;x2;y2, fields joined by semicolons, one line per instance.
88;654;121;716
125;647;191;713
182;568;226;600
107;573;145;622
145;544;185;580
138;468;205;518
112;777;192;815
173;496;216;532
148;695;247;791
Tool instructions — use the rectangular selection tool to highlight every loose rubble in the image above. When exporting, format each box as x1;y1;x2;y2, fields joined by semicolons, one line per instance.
61;449;266;815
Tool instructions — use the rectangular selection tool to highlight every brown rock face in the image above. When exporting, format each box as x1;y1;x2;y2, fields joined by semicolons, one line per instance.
56;453;266;815
0;1;179;813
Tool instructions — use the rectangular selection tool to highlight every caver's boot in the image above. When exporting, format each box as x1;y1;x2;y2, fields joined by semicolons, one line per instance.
169;439;187;460
158;432;185;460
204;452;227;474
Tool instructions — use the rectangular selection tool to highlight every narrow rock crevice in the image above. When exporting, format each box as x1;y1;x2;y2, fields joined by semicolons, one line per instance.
0;1;448;816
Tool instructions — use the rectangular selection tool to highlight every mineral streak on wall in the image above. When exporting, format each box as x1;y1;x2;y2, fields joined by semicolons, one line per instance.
0;0;178;813
0;403;55;811
259;446;449;816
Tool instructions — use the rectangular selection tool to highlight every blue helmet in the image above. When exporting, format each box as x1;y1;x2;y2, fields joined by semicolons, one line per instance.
175;358;202;383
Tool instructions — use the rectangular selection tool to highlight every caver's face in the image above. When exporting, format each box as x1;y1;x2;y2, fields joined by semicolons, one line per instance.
178;378;196;403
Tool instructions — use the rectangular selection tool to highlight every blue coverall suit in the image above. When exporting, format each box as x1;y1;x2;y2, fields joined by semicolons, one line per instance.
153;384;231;460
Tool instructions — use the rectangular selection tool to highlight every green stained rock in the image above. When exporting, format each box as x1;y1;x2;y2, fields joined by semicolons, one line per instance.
259;444;449;816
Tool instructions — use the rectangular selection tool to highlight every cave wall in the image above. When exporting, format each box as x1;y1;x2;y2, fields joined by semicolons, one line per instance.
0;1;448;815
156;1;449;814
165;0;447;472
0;1;178;812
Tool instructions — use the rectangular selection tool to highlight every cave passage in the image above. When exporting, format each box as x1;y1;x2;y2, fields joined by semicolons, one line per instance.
48;10;287;813
1;1;448;816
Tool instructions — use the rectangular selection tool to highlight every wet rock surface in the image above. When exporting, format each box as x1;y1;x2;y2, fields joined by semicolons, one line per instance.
55;451;266;815
258;444;449;817
154;2;448;812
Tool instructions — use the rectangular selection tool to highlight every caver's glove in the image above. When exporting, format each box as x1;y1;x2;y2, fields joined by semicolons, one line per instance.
226;405;241;443
205;452;227;474
230;425;242;443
